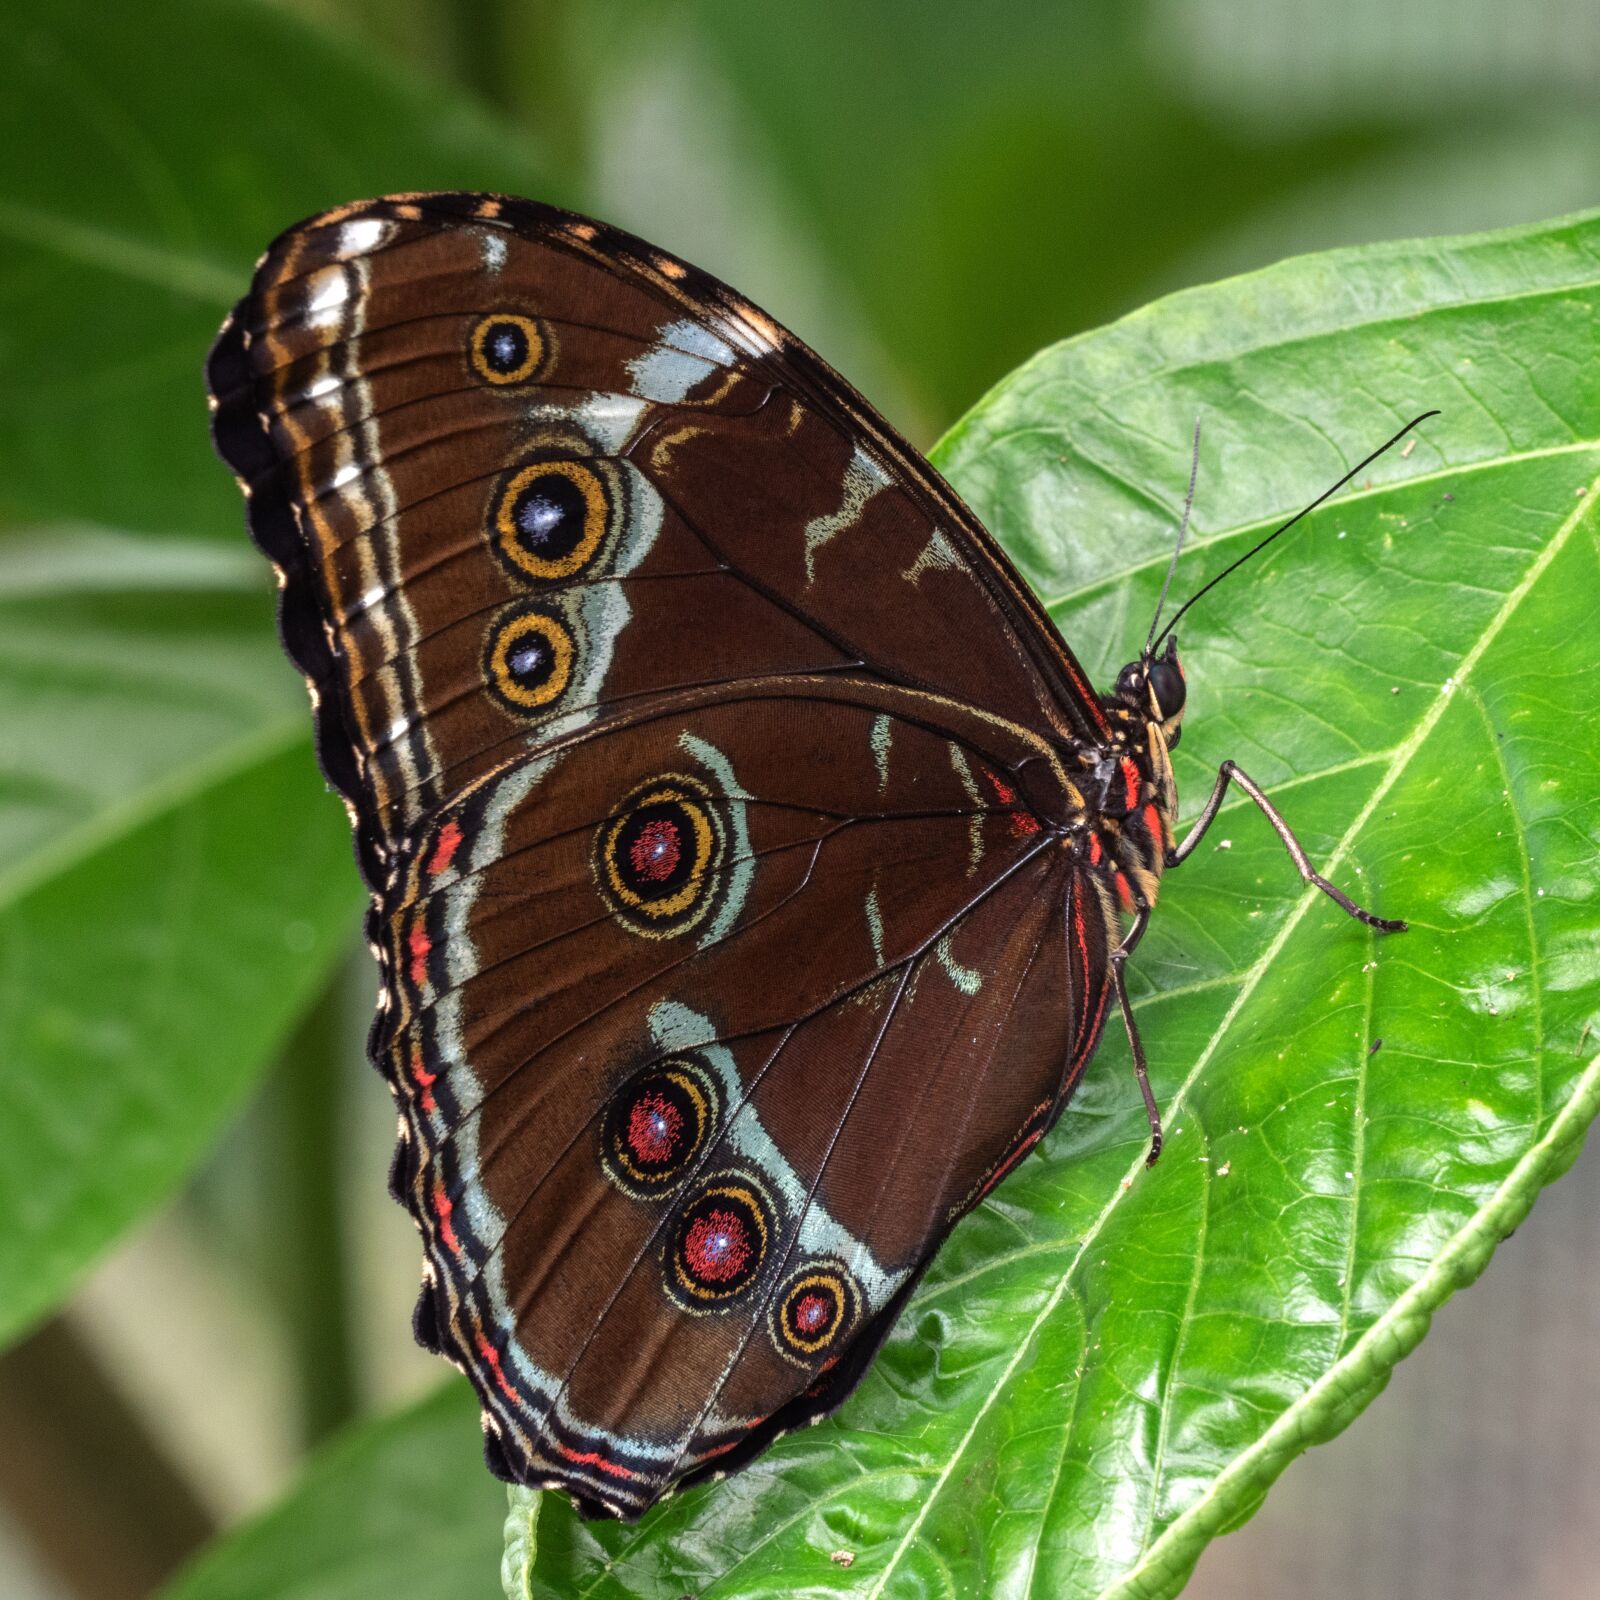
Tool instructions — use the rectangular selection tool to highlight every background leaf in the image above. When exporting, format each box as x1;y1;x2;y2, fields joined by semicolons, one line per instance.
0;0;550;1350
159;1384;502;1600
510;210;1600;1596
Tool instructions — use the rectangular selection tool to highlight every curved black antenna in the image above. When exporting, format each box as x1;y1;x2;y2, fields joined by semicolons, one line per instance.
1152;410;1439;653
1144;413;1203;656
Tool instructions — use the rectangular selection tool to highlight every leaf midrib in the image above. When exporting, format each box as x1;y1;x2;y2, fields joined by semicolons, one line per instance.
856;466;1600;1600
0;712;312;915
1111;1042;1600;1600
0;196;239;304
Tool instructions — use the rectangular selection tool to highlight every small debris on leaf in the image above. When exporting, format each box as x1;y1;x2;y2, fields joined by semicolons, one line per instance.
1369;1038;1383;1056
831;1551;856;1569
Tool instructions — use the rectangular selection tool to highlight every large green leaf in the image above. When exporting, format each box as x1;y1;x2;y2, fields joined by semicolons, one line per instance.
144;207;1598;1600
0;528;360;1347
161;1384;503;1600
0;0;550;1346
511;212;1600;1593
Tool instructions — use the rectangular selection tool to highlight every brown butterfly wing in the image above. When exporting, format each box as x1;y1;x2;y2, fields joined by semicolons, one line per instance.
379;685;1113;1515
206;193;1108;883
207;193;1115;1517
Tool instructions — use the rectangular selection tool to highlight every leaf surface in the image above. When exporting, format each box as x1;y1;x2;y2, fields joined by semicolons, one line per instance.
161;1384;502;1600
515;209;1600;1597
0;0;549;1346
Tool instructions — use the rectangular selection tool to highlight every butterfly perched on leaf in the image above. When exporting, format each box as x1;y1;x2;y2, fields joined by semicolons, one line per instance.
206;193;1413;1519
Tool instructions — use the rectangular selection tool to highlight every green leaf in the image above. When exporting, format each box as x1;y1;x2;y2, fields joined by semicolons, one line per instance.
0;527;360;1347
0;0;551;1345
0;0;554;539
654;0;1600;433
501;1488;542;1600
517;211;1600;1594
161;1384;504;1600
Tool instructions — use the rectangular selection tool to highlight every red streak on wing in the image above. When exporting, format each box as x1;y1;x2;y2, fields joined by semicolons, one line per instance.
556;1443;643;1482
1114;871;1134;912
977;1128;1043;1202
1074;979;1111;1085
983;768;1042;836
432;1182;461;1255
1071;882;1094;1057
1088;832;1102;866
408;923;432;985
409;1043;437;1113
983;769;1018;806
474;1332;522;1404
427;819;464;875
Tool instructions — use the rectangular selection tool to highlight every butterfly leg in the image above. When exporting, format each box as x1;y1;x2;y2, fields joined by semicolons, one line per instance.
1108;907;1165;1166
1168;760;1406;933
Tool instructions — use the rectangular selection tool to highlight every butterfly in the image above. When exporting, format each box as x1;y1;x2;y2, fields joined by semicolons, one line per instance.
206;192;1416;1520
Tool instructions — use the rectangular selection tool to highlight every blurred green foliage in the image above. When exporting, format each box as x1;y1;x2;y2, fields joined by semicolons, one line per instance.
0;2;1595;1598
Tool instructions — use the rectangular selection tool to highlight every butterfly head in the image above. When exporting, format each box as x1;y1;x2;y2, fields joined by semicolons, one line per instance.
1114;635;1186;750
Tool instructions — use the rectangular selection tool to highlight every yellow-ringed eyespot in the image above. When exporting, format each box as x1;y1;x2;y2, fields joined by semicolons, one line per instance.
666;1172;776;1307
600;1056;722;1199
468;313;545;384
492;458;611;582
769;1259;861;1366
595;774;725;939
484;604;574;712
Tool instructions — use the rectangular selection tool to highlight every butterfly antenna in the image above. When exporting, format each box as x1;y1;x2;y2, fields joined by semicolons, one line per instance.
1153;410;1439;653
1144;413;1203;656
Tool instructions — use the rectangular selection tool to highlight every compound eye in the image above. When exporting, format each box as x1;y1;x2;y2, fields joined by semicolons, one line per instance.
1148;657;1186;720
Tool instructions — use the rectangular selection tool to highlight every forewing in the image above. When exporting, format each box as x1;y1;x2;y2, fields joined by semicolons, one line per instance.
206;191;1106;884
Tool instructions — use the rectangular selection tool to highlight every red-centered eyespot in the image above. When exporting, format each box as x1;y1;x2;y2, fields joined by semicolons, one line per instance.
628;818;682;883
668;1175;774;1305
682;1208;753;1283
769;1258;861;1366
601;1057;721;1198
627;1090;684;1165
794;1293;830;1333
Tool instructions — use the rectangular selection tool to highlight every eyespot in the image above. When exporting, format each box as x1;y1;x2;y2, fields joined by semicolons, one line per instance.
492;458;614;583
484;604;574;711
666;1172;776;1307
600;1056;722;1199
769;1259;861;1367
468;313;546;384
595;774;726;939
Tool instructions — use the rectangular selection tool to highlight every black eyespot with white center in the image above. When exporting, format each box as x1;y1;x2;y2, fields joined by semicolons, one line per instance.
492;458;612;583
484;604;574;713
468;313;546;385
